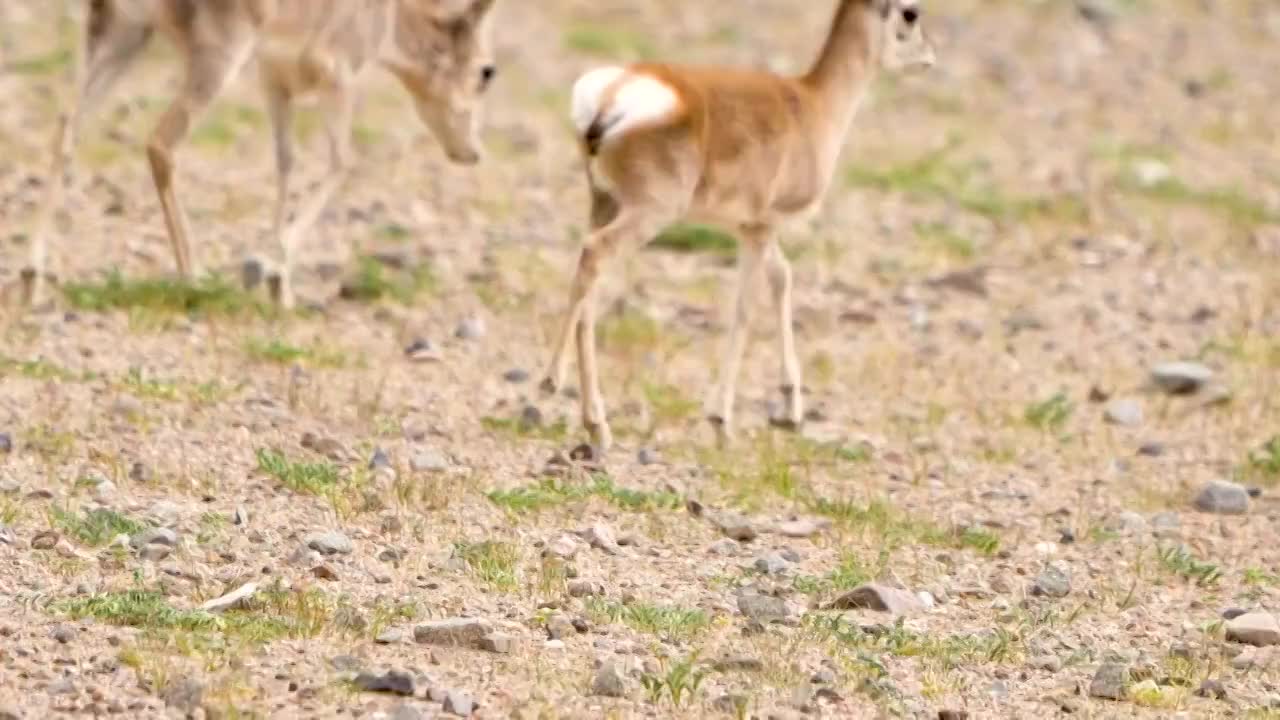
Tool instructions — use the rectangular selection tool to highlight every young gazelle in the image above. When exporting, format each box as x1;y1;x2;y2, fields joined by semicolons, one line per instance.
21;0;501;308
541;0;935;452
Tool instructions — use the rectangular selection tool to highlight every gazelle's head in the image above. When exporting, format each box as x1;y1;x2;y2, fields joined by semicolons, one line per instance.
386;0;501;165
877;0;936;72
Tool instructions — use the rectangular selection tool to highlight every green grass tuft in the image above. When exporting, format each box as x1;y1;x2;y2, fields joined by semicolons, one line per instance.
51;507;148;547
453;541;519;591
563;24;658;59
63;272;266;317
650;224;738;256
255;448;342;496
586;598;710;639
487;475;682;514
243;338;347;368
340;255;438;305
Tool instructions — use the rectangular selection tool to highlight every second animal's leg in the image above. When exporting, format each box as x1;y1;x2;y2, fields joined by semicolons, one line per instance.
146;39;256;280
257;81;294;291
542;186;619;395
765;240;803;428
23;17;152;304
707;224;768;445
267;84;356;308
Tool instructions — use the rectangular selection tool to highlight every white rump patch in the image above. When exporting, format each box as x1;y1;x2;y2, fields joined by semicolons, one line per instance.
571;67;680;147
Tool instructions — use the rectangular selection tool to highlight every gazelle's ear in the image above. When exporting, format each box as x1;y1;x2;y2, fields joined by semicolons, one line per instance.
876;0;893;19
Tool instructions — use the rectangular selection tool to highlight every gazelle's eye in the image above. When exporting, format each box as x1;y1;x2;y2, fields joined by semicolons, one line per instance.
479;64;497;89
902;7;919;24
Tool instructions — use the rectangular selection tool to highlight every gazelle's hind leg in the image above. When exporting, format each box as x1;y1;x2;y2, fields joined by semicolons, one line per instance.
22;13;152;305
765;240;803;429
146;38;256;281
707;223;771;446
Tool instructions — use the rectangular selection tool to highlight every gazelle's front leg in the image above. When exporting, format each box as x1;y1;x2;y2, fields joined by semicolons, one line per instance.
707;224;768;445
765;240;803;428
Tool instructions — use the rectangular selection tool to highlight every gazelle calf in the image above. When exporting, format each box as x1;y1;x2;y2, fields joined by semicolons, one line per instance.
541;0;935;451
22;0;501;308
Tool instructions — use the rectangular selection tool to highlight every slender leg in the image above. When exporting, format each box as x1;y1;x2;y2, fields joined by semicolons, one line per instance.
542;186;619;395
146;40;255;281
23;20;152;305
765;240;803;428
266;85;355;308
261;81;294;290
707;224;769;445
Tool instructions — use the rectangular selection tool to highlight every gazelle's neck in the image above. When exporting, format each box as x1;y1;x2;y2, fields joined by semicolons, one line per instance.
802;0;881;131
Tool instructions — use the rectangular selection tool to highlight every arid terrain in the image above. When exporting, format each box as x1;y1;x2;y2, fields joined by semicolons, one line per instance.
2;1;1279;718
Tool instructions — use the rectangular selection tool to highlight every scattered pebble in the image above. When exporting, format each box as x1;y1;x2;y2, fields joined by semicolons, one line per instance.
591;662;627;697
1089;662;1129;700
716;514;759;542
753;552;793;575
503;368;530;383
410;448;450;473
404;339;440;363
1195;679;1228;700
1151;361;1213;395
129;527;178;549
442;690;475;716
1031;562;1072;598
305;531;354;555
636;447;660;465
1226;611;1280;647
1103;398;1143;427
199;582;258;613
455;317;486;341
353;670;416;696
0;433;12;454
414;618;493;649
576;524;620;555
1193;480;1250;515
828;584;925;615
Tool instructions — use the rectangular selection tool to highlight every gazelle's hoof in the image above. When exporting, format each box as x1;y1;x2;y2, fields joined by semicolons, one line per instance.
241;257;266;291
584;420;613;454
266;272;296;310
538;377;558;396
706;414;735;448
768;416;803;433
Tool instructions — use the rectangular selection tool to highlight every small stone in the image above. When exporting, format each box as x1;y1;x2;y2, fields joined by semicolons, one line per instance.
51;625;76;644
503;368;530;384
736;591;791;622
545;614;575;640
199;582;258;613
708;539;740;556
714;656;764;672
389;704;424;720
1027;655;1062;673
442;690;475;716
162;677;205;712
591;662;627;697
0;433;11;454
1194;480;1250;515
31;531;58;550
138;545;171;562
288;545;322;567
637;447;660;465
811;669;836;684
410;448;449;473
480;632;517;654
369;448;393;471
1108;511;1147;535
311;564;339;581
129;527;178;549
543;535;581;560
413;618;492;648
404;339;440;363
1226;611;1280;647
567;579;602;598
1031;562;1072;598
1195;679;1227;700
330;655;363;672
937;712;969;720
1104;398;1143;427
233;506;249;526
376;628;405;644
576;524;620;555
305;531;353;555
716;514;758;542
521;405;546;429
1151;361;1213;395
48;678;76;695
455;317;486;341
1089;663;1129;700
713;695;750;715
1151;512;1181;538
828;584;925;615
1223;608;1249;620
775;518;829;538
353;670;416;696
754;552;793;575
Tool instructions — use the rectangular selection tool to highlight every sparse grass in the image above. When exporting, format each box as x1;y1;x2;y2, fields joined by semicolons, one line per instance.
809;497;999;555
244;338;347;368
453;541;519;591
255;448;342;496
50;507;147;547
914;221;977;261
480;415;569;442
1024;392;1073;432
340;255;438;304
640;653;709;708
1118;172;1278;227
7;47;73;75
642;382;701;429
563;24;658;59
794;550;882;595
805;615;1021;670
487;475;682;513
119;367;181;402
63;272;266;317
24;424;77;462
846;140;1086;225
599;308;663;358
1246;436;1280;485
650;224;737;256
586;598;711;640
0;355;86;382
1156;545;1222;587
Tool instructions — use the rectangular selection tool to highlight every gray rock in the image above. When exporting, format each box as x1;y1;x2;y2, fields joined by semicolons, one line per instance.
542;535;580;560
480;633;517;654
50;625;75;644
129;527;178;549
47;678;76;695
1195;679;1227;700
353;670;416;696
637;448;660;465
754;552;794;575
1104;398;1143;427
1226;612;1280;647
329;655;363;672
576;524;620;555
0;433;12;454
1031;562;1072;598
545;614;575;640
455;317;486;341
1151;512;1181;538
775;518;829;538
1151;361;1213;395
442;691;475;716
138;545;171;562
147;500;183;527
1089;663;1129;700
414;618;492;649
707;539;740;556
1027;655;1062;673
369;448;393;471
305;531;353;555
591;662;627;697
162;677;205;712
828;584;925;615
736;591;791;622
389;704;424;720
288;545;322;567
410;448;449;473
376;628;405;645
199;582;258;613
1194;480;1250;515
404;339;439;363
567;579;603;598
233;505;249;526
503;368;530;384
716;514;758;542
1108;511;1147;535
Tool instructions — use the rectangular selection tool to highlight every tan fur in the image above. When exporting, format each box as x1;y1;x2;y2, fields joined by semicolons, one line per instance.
21;0;499;308
542;0;935;451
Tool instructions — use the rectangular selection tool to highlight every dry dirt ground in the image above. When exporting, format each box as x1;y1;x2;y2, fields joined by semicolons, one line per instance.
2;0;1280;718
